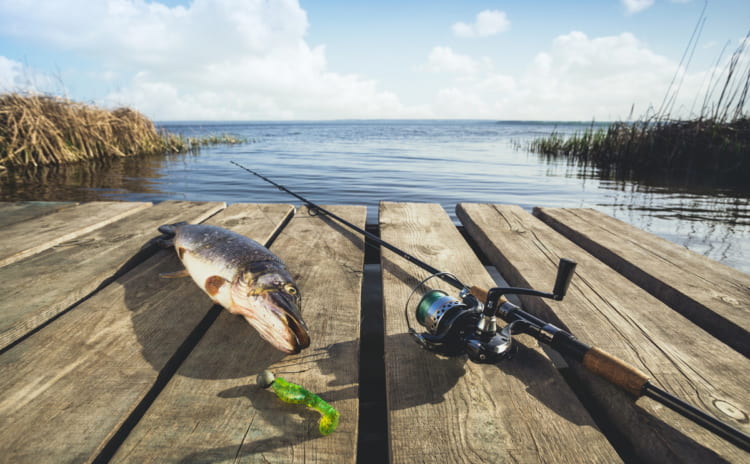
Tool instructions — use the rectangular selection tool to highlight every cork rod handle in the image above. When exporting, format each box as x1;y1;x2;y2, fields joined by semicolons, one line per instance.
469;286;507;305
582;347;651;397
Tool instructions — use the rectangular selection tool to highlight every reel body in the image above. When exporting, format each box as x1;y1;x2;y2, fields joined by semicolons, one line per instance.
407;259;578;364
412;289;514;363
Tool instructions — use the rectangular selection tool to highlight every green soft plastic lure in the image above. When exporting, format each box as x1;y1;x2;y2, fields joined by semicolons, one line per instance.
257;370;340;436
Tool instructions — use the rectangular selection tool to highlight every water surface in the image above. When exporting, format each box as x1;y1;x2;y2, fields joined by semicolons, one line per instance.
1;120;748;273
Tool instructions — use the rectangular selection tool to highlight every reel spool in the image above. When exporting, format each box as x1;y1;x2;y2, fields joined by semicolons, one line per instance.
415;290;464;335
406;275;514;363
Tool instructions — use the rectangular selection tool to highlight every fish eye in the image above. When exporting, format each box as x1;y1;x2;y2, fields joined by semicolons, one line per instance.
284;284;298;295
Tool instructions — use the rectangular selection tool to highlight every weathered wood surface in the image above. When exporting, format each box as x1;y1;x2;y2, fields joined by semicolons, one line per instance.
1;199;747;463
0;201;151;268
380;202;621;464
0;201;225;351
0;201;78;228
111;205;365;463
533;207;750;357
457;203;750;463
0;203;294;463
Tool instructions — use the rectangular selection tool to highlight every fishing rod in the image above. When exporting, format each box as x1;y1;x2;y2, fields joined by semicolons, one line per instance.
231;161;464;290
232;161;750;452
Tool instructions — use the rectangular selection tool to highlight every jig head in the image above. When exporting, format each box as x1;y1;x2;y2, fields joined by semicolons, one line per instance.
257;370;340;436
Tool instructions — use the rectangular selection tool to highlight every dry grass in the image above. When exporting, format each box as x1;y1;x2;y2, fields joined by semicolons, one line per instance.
0;93;249;169
0;93;190;168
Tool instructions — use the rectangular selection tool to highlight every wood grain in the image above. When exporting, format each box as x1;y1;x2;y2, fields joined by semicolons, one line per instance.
380;202;620;464
0;203;293;463
0;201;78;228
533;207;750;357
0;201;151;268
0;201;225;350
110;205;365;463
458;203;750;463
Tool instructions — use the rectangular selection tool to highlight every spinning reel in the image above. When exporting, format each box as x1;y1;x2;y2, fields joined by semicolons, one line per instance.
406;259;578;363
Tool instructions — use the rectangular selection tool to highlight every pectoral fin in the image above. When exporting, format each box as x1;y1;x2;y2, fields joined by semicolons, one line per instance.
154;237;174;248
160;269;191;279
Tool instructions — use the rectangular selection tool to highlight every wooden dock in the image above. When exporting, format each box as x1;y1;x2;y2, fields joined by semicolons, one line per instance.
0;200;747;463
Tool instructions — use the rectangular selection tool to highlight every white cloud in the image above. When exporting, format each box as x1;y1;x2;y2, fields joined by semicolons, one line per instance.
0;56;62;93
452;10;510;38
1;2;735;121
622;0;655;14
0;56;24;90
0;0;425;120
427;47;481;74
427;30;714;120
0;0;307;66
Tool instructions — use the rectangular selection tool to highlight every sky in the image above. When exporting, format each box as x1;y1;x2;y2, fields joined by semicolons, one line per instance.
0;0;748;121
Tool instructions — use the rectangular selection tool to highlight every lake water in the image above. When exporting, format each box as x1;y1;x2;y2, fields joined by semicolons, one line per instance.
1;120;748;273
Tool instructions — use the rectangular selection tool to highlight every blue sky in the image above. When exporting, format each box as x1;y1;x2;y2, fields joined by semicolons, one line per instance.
0;0;748;120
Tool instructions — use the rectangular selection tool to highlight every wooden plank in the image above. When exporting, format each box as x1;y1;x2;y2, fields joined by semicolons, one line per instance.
380;202;621;464
0;203;294;464
0;200;226;351
533;207;750;357
457;203;750;463
111;205;365;463
0;201;78;228
0;201;152;268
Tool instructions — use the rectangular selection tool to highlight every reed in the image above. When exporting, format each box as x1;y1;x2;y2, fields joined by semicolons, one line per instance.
0;93;247;169
184;133;249;147
0;93;176;168
525;29;750;189
529;118;749;186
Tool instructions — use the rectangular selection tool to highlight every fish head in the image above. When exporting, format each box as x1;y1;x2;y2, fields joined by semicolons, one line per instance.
156;222;189;248
231;267;310;354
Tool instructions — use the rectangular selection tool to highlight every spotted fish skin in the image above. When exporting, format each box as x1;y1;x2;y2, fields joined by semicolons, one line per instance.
158;223;310;354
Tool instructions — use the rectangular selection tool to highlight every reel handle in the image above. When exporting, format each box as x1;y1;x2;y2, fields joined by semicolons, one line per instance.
468;285;504;306
470;259;577;305
468;285;649;396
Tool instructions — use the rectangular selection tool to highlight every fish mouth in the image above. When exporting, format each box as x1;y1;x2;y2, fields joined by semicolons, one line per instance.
233;290;310;354
269;292;311;353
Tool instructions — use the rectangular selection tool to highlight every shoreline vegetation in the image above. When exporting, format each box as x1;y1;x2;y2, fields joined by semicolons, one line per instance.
523;30;750;190
525;117;749;189
0;92;246;170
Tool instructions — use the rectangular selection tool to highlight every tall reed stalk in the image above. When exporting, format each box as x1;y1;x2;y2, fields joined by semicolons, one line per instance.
525;30;750;188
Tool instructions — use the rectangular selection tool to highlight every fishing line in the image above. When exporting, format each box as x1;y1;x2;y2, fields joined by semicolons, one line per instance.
233;161;750;452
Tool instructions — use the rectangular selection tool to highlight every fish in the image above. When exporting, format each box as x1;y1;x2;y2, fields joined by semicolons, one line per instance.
157;222;310;354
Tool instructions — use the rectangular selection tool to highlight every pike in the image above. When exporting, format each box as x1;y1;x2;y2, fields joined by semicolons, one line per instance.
232;161;750;452
158;222;310;354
